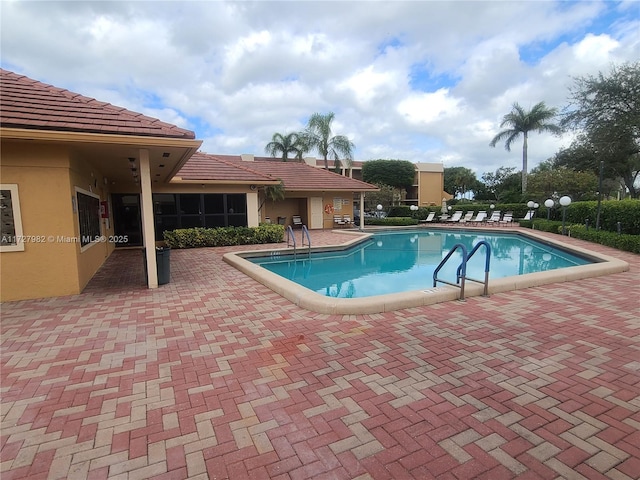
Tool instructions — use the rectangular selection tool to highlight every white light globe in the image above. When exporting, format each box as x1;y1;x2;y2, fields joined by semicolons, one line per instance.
527;201;535;208
544;199;554;208
377;204;383;211
559;196;572;207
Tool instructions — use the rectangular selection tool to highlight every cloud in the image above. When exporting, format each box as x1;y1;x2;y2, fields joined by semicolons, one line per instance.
1;0;637;179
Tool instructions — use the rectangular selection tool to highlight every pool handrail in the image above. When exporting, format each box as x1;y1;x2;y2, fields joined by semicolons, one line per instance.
456;240;491;297
433;243;468;300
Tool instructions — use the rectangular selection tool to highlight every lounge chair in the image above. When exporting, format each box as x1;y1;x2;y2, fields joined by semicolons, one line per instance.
292;215;303;228
447;211;464;222
334;215;345;227
458;211;474;224
342;215;352;225
499;212;514;227
469;211;487;224
487;211;502;224
419;211;436;224
522;210;535;221
438;213;450;222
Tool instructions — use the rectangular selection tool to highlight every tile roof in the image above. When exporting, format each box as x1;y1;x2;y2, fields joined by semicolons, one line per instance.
0;69;196;139
178;153;378;191
176;152;277;183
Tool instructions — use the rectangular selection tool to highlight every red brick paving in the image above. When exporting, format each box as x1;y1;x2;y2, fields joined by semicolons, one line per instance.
1;228;639;479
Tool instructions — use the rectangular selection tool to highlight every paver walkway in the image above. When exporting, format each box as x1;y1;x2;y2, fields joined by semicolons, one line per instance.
1;229;639;479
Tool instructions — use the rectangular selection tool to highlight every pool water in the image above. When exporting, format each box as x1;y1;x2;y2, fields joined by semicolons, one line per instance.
250;230;593;299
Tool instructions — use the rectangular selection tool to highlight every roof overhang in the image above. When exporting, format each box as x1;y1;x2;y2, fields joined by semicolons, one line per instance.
1;127;203;186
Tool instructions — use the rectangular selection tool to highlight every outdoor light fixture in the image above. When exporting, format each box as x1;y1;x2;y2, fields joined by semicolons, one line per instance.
544;198;554;220
559;195;572;235
376;204;383;218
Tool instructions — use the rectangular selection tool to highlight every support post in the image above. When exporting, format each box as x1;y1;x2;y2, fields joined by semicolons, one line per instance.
139;149;158;288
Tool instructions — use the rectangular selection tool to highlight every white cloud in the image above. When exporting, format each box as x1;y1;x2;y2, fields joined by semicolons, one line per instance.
1;0;637;179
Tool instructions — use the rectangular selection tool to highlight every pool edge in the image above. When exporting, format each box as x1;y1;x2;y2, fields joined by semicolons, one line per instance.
223;228;630;314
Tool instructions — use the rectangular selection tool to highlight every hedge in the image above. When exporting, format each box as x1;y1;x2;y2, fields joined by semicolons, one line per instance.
388;200;640;235
567;225;640;254
364;217;419;227
163;224;285;249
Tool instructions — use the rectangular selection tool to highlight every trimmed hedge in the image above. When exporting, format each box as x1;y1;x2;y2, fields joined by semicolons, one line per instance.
364;217;419;227
389;200;640;235
163;224;285;249
567;225;640;254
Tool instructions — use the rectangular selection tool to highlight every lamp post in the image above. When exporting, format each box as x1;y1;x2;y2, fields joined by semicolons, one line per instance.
559;195;571;235
376;204;383;218
527;200;535;219
544;198;554;220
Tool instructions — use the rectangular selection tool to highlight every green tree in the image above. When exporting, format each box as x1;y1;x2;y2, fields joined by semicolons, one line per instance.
561;62;640;198
489;102;562;193
303;112;355;170
444;166;480;199
265;132;303;162
480;167;521;203
362;160;416;189
363;184;395;213
527;165;598;201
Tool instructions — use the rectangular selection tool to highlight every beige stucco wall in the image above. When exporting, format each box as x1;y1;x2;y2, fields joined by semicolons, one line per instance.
0;141;113;302
418;171;450;206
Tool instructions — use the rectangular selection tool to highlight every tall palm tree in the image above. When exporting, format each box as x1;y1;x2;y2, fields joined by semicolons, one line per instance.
304;112;355;170
489;102;562;193
265;132;303;162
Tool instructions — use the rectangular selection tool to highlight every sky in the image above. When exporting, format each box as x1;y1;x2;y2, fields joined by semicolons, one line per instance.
1;0;638;178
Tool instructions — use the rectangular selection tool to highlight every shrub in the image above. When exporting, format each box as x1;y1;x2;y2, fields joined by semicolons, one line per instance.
365;217;419;226
163;224;285;249
565;224;640;254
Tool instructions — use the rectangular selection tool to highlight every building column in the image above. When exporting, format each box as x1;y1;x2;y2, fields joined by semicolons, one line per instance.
246;191;259;227
359;192;365;230
139;149;157;288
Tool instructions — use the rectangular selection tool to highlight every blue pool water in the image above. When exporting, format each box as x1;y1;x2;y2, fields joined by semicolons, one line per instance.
250;230;593;298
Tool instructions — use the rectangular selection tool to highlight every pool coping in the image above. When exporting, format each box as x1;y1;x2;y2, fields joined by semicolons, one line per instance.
223;227;630;314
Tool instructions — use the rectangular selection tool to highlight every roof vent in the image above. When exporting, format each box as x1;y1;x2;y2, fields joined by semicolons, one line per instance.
241;154;254;162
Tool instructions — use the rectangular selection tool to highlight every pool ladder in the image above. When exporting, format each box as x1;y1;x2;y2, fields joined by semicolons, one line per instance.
286;225;311;259
433;241;491;300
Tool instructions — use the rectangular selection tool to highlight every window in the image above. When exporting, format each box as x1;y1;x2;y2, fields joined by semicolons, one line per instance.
153;193;247;239
75;188;101;249
0;184;25;252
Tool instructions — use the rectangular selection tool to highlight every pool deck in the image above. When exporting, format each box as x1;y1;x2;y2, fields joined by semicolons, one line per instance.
1;227;639;479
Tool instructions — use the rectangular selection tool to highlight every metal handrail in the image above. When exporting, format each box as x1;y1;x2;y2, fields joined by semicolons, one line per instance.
286;225;297;259
456;240;491;296
433;243;468;300
301;225;311;257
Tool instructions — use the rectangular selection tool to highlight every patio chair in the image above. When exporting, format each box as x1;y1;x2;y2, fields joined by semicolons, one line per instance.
419;211;436;224
522;210;535;221
499;212;514;227
469;211;487;224
292;215;303;228
447;211;464;222
458;211;474;224
334;215;345;227
487;211;502;224
342;215;352;225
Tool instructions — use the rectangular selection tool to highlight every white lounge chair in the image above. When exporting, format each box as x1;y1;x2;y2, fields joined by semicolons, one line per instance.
419;211;436;224
447;211;464;222
487;211;502;224
470;211;487;224
292;215;303;228
334;215;345;227
522;210;535;220
458;211;474;223
499;212;514;227
342;215;352;225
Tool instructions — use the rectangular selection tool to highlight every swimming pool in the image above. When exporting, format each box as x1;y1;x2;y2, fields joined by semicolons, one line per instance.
250;230;592;299
224;228;628;314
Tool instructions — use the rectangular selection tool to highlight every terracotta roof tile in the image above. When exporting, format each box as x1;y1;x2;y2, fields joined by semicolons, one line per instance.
0;69;195;139
179;153;378;191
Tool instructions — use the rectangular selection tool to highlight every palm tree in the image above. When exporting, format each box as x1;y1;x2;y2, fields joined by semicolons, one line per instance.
304;112;355;170
265;132;303;162
489;102;562;193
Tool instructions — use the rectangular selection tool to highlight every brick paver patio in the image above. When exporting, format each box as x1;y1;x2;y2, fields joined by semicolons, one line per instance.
1;228;639;479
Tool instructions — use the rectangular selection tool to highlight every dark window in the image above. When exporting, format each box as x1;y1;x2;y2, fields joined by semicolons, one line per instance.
77;190;101;247
153;193;247;239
